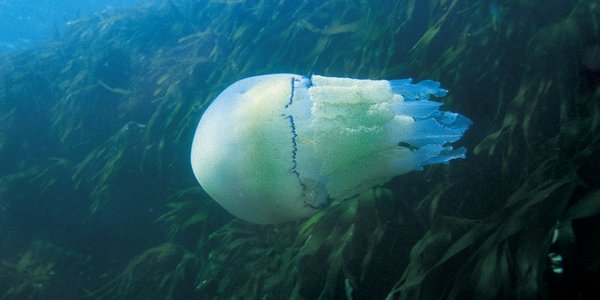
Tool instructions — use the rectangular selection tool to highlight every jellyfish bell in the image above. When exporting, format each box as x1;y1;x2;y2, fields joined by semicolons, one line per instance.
191;74;472;224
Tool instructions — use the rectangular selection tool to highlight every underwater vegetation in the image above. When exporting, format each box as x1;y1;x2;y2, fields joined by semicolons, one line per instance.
0;242;56;299
0;0;598;299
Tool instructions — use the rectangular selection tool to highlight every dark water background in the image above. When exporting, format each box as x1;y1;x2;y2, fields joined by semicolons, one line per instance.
0;0;599;299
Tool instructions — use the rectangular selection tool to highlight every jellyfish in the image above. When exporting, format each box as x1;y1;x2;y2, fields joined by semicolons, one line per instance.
191;74;471;224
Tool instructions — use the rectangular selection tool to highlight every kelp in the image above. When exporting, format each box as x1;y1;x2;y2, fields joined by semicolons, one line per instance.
187;188;422;300
0;0;599;299
72;121;149;213
0;243;56;300
156;187;229;242
387;163;581;300
94;243;197;300
0;240;92;300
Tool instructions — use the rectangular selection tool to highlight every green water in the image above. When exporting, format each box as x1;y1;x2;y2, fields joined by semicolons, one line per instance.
0;0;598;299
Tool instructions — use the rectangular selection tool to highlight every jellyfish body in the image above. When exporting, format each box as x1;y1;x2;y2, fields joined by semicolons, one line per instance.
191;74;471;224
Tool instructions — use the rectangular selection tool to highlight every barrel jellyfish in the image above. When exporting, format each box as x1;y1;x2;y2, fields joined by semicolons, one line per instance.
191;74;471;224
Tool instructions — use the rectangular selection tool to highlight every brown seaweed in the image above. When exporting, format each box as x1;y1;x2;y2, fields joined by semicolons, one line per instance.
0;0;598;299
